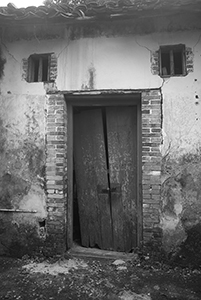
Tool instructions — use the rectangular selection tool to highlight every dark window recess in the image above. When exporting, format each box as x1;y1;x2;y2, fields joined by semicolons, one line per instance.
160;45;186;77
28;54;50;82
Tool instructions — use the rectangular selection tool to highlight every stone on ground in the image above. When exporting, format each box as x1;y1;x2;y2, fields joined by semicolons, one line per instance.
119;290;151;300
112;259;126;265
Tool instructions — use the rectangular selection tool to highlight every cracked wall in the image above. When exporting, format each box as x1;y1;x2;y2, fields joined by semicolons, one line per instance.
0;13;201;255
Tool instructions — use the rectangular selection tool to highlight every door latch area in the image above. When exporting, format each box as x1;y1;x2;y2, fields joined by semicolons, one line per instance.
97;185;110;194
97;184;121;194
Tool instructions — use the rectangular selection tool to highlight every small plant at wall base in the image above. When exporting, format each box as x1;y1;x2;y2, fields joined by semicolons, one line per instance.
0;48;6;79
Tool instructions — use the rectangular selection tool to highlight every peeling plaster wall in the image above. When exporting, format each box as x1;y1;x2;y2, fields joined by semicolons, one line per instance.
0;94;46;256
160;46;201;253
0;14;201;254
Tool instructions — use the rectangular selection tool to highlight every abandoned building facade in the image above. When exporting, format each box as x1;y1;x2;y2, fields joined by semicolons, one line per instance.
0;0;201;257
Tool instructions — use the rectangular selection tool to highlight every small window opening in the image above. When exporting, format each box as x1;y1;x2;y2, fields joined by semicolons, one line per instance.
28;54;50;82
160;45;186;77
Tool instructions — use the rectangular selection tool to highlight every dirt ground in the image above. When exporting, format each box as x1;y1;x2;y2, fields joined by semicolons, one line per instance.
0;253;201;300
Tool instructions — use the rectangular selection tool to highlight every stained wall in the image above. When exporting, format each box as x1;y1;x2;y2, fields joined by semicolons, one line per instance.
0;13;201;255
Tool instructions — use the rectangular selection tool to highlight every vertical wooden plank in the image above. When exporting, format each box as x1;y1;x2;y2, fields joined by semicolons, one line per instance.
106;106;138;252
67;103;73;249
98;187;113;250
136;102;143;247
38;57;43;82
74;108;113;249
28;56;33;82
47;54;51;82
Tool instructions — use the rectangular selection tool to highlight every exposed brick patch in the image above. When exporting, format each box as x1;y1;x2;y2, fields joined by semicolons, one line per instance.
141;89;162;243
151;46;194;76
150;51;159;75
186;47;194;73
45;94;67;255
49;54;58;82
22;58;28;80
22;53;57;82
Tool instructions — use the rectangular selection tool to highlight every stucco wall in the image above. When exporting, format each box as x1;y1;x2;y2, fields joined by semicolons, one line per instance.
2;28;201;152
0;14;201;255
0;94;46;256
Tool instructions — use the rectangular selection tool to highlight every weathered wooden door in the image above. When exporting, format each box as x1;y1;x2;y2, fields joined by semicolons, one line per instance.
74;106;138;252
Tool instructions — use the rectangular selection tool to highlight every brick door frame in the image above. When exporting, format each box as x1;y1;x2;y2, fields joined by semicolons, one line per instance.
45;89;162;254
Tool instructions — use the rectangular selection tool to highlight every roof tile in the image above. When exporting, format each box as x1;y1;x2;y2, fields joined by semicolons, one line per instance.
0;0;201;22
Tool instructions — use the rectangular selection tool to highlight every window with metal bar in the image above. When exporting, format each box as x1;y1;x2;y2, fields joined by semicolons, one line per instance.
160;45;186;77
28;54;50;82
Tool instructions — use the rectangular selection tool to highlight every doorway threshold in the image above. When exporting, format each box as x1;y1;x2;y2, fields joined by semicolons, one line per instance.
68;243;135;260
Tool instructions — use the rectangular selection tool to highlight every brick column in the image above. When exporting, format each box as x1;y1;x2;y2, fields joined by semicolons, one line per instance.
141;89;162;243
45;94;67;255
